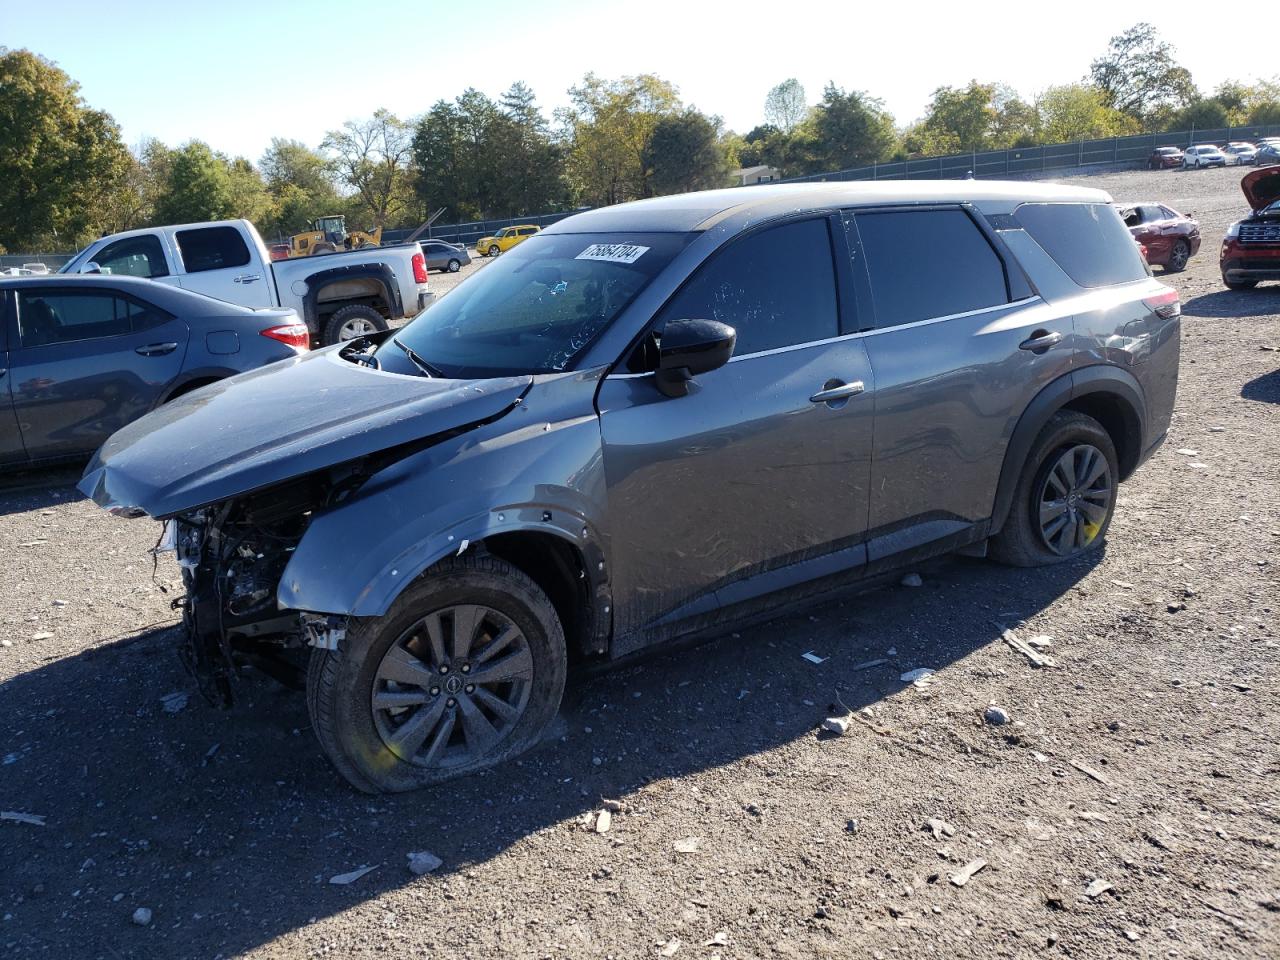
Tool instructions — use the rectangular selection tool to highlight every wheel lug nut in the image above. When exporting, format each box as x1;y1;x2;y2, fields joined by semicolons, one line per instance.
446;698;456;707
465;684;475;694
461;664;471;673
429;686;440;696
439;665;449;674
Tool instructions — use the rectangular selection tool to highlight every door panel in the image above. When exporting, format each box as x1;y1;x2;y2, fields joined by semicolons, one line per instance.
174;225;272;308
11;291;189;461
0;304;25;464
598;340;874;636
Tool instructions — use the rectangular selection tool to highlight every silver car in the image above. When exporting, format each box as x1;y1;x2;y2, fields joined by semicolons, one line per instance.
82;181;1180;793
419;239;470;273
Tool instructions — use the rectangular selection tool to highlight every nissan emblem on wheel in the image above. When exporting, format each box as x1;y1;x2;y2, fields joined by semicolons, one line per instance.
79;180;1180;793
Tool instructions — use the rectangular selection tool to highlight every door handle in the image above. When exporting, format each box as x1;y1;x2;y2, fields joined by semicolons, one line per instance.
233;274;261;284
1018;330;1064;353
136;342;178;357
809;380;865;404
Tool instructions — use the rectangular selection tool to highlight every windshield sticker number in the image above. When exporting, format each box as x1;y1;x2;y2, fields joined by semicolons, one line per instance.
575;243;649;264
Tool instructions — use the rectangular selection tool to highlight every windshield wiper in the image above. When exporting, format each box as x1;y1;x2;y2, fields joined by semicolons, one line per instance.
393;337;445;378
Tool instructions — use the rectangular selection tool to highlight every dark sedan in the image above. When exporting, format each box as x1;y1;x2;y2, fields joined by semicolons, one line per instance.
1115;202;1200;272
420;240;471;273
1;275;307;470
1148;146;1183;169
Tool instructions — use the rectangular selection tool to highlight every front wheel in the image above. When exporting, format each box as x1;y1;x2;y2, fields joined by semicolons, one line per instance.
487;244;500;257
447;258;461;272
1165;239;1190;273
307;556;567;793
990;411;1118;567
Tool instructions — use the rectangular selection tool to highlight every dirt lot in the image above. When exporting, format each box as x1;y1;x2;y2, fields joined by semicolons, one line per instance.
1;166;1277;959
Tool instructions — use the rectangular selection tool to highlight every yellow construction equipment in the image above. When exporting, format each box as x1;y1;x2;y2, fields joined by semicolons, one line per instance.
289;215;382;258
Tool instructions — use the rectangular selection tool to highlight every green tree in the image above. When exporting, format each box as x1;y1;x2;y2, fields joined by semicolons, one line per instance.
323;109;414;228
805;84;897;173
0;47;131;250
493;82;568;216
643;108;729;195
920;81;998;152
1169;99;1230;132
764;78;807;134
259;138;340;236
1035;84;1138;142
153;141;235;224
561;73;681;206
1089;23;1196;125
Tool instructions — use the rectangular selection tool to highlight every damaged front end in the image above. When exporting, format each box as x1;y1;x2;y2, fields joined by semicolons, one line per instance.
166;476;342;704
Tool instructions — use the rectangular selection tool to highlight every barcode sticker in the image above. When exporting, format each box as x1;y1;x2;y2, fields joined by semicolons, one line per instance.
575;243;649;264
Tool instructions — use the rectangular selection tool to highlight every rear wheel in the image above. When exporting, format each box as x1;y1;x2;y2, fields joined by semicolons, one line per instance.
1165;239;1190;273
307;556;567;793
1224;277;1258;290
990;411;1118;567
324;304;387;344
447;258;461;272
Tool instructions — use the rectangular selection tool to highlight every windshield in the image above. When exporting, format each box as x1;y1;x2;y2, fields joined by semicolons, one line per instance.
379;231;691;378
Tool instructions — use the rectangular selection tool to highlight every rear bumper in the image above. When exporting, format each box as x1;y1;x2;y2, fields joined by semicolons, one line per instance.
417;290;435;312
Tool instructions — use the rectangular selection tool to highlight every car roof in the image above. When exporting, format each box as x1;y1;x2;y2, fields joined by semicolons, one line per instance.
0;274;259;316
543;180;1113;234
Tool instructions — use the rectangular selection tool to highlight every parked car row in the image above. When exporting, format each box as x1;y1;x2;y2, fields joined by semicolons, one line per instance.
1149;138;1280;170
78;180;1184;793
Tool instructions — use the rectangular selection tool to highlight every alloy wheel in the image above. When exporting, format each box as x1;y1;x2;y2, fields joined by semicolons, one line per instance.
1168;240;1189;271
371;604;534;768
338;317;378;340
1036;443;1112;556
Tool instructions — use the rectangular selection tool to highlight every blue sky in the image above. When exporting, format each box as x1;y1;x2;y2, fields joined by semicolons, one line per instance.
2;0;1255;161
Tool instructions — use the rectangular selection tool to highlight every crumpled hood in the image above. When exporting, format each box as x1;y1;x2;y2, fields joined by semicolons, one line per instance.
78;347;531;518
1241;166;1280;213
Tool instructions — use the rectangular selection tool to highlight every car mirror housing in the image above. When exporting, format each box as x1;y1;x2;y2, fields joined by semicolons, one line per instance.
655;318;736;398
80;261;103;275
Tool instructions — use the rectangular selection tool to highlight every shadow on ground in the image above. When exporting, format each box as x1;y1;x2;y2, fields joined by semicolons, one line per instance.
0;541;1099;958
1181;288;1280;319
1241;367;1280;403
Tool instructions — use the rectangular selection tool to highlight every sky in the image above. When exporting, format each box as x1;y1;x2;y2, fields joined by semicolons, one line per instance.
2;0;1258;161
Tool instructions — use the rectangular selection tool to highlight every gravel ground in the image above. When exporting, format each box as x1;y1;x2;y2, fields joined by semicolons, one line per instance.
1;166;1277;959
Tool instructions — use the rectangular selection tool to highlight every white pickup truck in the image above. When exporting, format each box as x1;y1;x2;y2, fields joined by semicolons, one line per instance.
59;220;433;345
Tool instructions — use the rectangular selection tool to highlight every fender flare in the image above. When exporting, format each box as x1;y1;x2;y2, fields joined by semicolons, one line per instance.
300;262;402;330
990;365;1147;535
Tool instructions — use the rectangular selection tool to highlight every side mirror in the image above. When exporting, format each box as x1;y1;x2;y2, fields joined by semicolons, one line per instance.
80;261;103;275
655;319;736;398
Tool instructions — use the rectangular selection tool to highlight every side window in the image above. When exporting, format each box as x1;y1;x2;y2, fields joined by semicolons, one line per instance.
654;218;839;357
1118;207;1142;227
175;226;251;273
93;235;169;278
854;209;1010;328
17;290;132;347
1015;203;1148;288
1139;205;1166;223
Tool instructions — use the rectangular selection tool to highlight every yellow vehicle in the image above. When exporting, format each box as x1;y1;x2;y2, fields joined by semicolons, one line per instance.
289;215;382;258
475;224;539;257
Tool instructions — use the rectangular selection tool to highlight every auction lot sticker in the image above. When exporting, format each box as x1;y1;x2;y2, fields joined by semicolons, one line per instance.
575;243;650;264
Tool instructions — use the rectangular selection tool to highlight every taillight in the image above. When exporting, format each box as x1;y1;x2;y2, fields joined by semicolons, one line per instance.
1143;288;1181;319
412;252;428;285
260;322;311;350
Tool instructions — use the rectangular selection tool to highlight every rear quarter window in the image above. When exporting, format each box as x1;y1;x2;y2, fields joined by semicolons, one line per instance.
175;226;251;273
1014;203;1149;288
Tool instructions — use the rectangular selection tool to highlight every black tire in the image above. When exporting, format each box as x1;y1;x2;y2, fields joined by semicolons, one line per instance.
1224;277;1258;290
487;244;500;257
447;258;461;272
312;242;337;255
990;411;1119;567
323;304;388;345
1164;239;1190;273
308;556;567;793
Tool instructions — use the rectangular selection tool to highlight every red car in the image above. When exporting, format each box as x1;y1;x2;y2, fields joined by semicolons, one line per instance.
268;242;292;261
1221;166;1280;289
1148;146;1184;169
1114;202;1200;272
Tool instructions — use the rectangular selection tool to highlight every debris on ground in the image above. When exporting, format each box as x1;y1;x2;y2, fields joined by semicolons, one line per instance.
659;938;682;956
407;851;443;876
1001;628;1056;668
801;651;828;665
851;657;888;672
821;715;852;736
926;817;956;840
673;837;700;854
601;798;624;813
329;865;379;885
1067;759;1112;787
159;691;188;714
900;573;923;588
845;819;860;834
30;632;53;641
131;907;152;926
984;705;1010;726
704;930;729;947
1;811;46;826
950;859;988;887
594;809;613;833
1085;879;1114;898
899;668;935;690
1025;635;1053;649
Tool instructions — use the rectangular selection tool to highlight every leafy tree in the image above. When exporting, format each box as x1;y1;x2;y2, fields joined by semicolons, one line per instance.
0;47;131;250
921;81;998;152
561;73;681;206
1089;23;1195;124
258;138;340;236
492;82;568;216
643;108;729;194
1035;84;1138;142
764;79;807;134
323;109;414;228
1169;99;1230;133
992;85;1039;147
805;84;897;173
153;141;236;224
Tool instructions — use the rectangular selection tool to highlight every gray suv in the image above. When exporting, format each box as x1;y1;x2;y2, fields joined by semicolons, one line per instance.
80;182;1180;793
